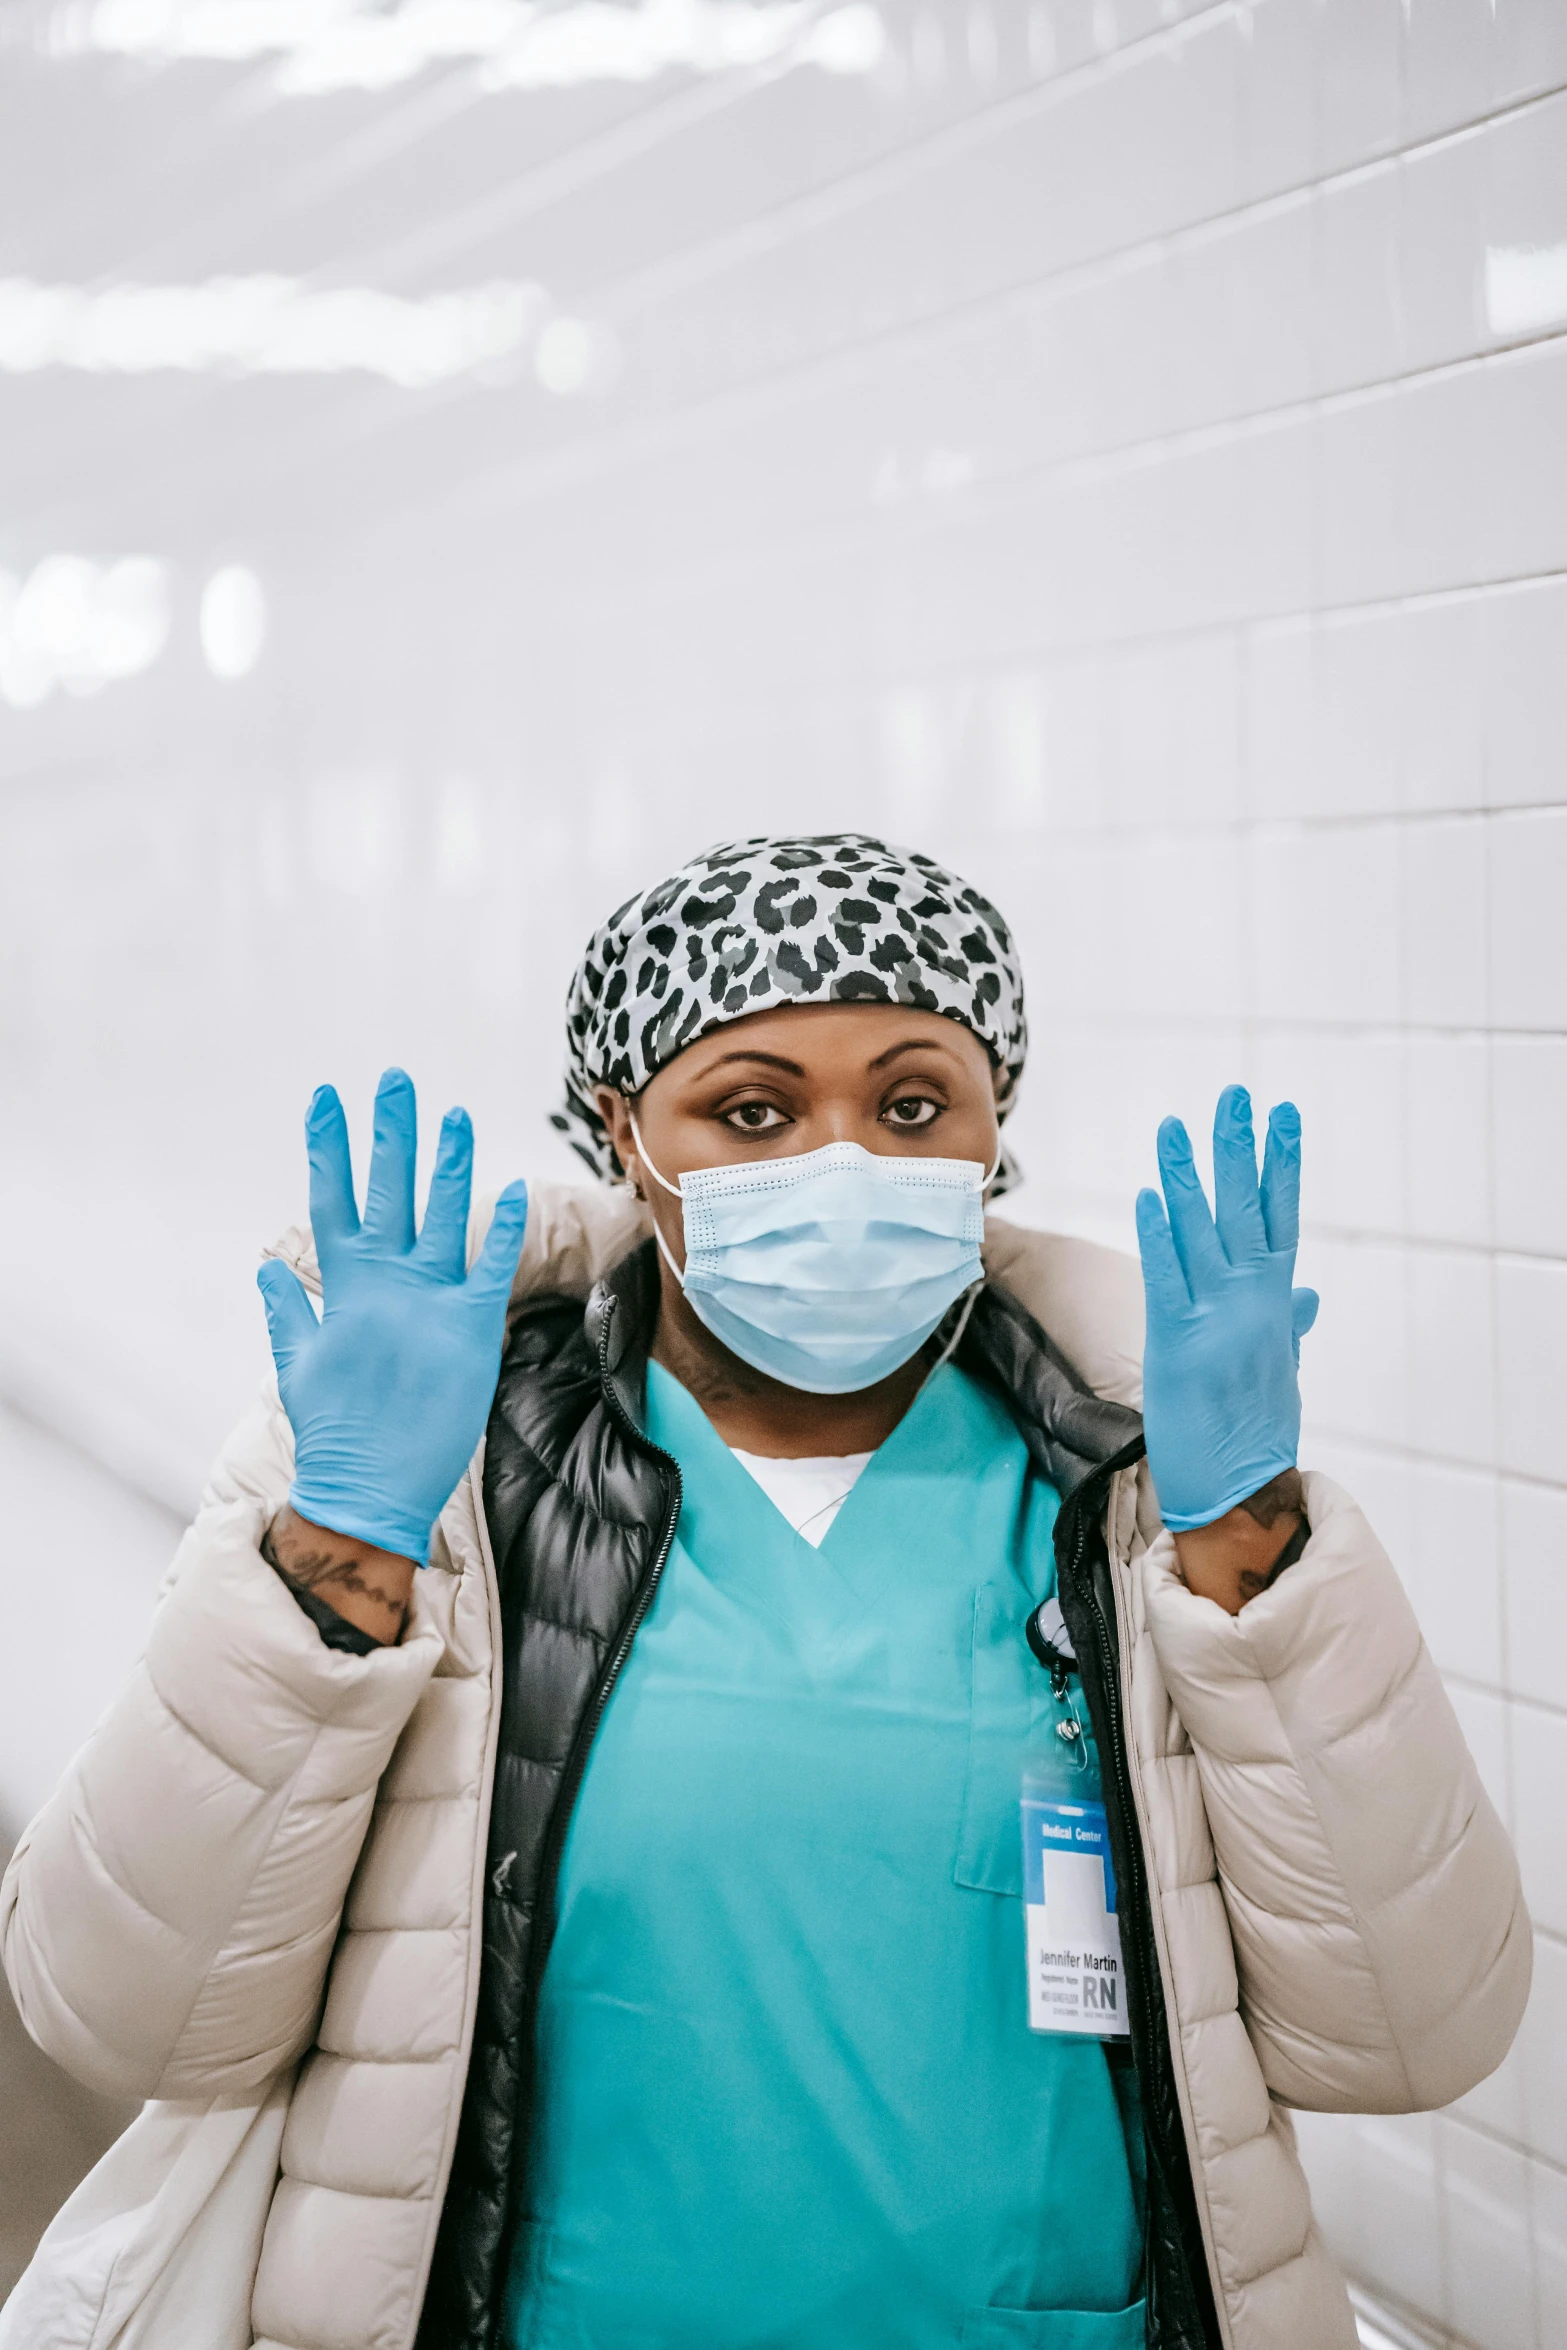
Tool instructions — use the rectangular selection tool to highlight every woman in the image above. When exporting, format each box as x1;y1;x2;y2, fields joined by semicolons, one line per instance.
1;835;1530;2350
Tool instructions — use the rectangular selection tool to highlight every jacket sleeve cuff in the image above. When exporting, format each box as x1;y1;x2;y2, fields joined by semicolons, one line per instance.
1141;1471;1424;1754
270;1564;383;1657
1140;1470;1532;2109
148;1499;442;1789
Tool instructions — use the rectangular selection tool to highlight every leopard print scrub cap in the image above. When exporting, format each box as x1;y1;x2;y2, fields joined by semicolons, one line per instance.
552;833;1027;1187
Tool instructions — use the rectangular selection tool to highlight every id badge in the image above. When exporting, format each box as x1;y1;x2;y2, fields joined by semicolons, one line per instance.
1020;1786;1130;2038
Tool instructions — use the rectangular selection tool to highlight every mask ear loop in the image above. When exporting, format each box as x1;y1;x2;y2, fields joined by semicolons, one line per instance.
928;1138;998;1372
928;1278;983;1374
626;1105;688;1288
626;1105;681;1198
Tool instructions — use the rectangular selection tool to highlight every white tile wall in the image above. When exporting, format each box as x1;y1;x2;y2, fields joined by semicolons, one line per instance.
1440;2118;1538;2350
1405;1033;1490;1245
1497;1258;1567;1482
1407;1462;1501;1685
1501;1479;1567;1712
1292;2109;1450;2324
1532;2160;1567;2349
0;3;1563;2342
1486;579;1567;807
1516;1931;1567;2169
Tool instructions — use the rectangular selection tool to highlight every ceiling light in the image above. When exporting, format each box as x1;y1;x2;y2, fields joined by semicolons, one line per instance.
0;275;545;386
44;0;888;91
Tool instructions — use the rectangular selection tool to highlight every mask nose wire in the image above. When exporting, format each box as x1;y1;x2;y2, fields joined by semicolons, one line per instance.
630;1101;1003;1198
625;1105;999;1302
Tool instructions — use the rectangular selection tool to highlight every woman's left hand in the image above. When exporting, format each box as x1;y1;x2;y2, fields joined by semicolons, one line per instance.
1135;1084;1319;1535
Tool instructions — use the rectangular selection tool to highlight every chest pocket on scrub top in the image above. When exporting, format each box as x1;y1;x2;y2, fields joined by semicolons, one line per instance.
960;2301;1147;2347
954;1582;1042;1898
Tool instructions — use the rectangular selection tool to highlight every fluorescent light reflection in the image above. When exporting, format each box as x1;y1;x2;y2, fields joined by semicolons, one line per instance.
0;277;545;385
45;1;888;92
1485;244;1567;339
0;555;169;709
200;566;266;679
534;315;620;396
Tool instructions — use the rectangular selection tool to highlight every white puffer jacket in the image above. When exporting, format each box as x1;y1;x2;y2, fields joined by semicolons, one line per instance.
0;1190;1531;2350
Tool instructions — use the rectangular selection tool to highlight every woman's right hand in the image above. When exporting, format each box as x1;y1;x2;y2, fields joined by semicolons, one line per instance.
1134;1084;1318;1536
257;1068;528;1568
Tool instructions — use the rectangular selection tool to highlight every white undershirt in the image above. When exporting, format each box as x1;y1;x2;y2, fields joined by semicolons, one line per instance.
728;1448;874;1547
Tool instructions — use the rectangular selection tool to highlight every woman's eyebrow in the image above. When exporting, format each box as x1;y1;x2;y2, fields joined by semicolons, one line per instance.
700;1050;808;1076
867;1038;961;1071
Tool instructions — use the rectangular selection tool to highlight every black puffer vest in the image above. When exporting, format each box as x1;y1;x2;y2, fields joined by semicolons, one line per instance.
417;1242;1222;2350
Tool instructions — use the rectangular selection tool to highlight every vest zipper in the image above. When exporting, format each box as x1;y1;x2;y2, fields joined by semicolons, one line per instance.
1058;1441;1219;2350
490;1296;685;2346
1057;1446;1149;2018
1060;1446;1146;1949
526;1291;684;1983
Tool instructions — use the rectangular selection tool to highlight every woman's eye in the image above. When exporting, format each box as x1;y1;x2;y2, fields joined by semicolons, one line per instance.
884;1096;939;1128
723;1101;789;1132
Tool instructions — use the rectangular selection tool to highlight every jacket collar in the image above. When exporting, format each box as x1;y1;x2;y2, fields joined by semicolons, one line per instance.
960;1284;1143;1502
583;1238;664;1429
583;1241;1142;1504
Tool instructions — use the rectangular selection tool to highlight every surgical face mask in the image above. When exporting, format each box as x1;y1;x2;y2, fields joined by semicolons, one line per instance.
629;1113;995;1395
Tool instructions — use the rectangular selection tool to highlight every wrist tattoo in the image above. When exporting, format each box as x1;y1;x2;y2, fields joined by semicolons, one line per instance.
1235;1477;1310;1604
262;1520;408;1645
1238;1468;1305;1530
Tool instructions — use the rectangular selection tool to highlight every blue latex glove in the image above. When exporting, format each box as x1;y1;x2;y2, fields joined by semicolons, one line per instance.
1135;1084;1320;1533
257;1068;528;1564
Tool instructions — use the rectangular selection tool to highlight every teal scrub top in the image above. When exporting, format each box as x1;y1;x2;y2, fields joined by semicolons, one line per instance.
508;1360;1146;2350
